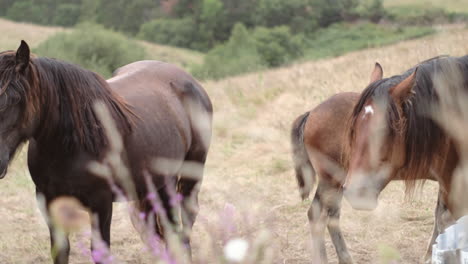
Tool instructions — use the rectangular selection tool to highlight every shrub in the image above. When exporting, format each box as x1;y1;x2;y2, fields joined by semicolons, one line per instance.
0;0;16;16
355;0;385;22
193;23;265;80
53;4;81;27
95;0;158;34
5;0;81;26
138;17;198;49
253;26;305;67
6;0;46;24
35;23;147;78
312;0;357;27
256;0;318;33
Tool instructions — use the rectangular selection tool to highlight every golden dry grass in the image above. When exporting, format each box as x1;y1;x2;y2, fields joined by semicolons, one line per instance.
0;25;468;264
0;18;65;51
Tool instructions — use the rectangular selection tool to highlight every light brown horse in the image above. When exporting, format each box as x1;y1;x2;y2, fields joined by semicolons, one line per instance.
292;91;445;263
291;92;357;264
0;41;212;264
344;56;468;261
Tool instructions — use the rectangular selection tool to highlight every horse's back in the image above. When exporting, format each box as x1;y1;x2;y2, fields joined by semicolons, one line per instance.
304;92;359;167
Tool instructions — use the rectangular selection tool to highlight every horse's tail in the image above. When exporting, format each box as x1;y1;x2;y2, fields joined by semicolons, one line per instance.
291;111;316;200
172;80;213;187
170;81;213;152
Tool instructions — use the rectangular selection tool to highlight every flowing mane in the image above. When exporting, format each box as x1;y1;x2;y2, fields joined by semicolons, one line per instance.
0;53;134;156
34;58;135;156
347;55;468;190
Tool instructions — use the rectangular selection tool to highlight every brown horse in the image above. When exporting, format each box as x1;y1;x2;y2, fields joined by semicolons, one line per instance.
291;92;358;264
0;41;212;263
344;56;468;260
292;91;446;263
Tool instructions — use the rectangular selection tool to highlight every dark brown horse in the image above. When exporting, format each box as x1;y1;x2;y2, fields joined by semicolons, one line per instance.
292;91;446;263
344;56;468;260
0;41;212;263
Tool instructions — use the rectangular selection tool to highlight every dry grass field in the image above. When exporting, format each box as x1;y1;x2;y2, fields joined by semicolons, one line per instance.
0;21;468;263
0;18;66;50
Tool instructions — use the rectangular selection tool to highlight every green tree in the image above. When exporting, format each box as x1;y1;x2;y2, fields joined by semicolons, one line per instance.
256;0;317;33
198;0;224;46
360;0;385;22
79;0;99;22
5;0;82;26
95;0;158;34
173;0;201;16
6;0;46;24
138;17;197;48
0;0;15;16
311;0;360;26
53;3;81;26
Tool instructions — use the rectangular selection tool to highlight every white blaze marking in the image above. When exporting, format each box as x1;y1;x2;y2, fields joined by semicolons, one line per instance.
364;105;374;117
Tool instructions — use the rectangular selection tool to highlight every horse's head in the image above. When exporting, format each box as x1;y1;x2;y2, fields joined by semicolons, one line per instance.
0;41;39;178
344;63;417;210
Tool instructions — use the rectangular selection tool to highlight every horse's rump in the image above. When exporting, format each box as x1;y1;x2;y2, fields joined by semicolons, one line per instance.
108;61;212;194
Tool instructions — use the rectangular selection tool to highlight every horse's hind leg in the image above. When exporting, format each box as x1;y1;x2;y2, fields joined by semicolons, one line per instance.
309;179;353;264
326;186;353;264
308;182;329;264
178;144;208;251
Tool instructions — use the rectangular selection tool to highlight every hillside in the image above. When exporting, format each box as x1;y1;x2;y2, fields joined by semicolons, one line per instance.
385;0;468;13
0;18;204;70
0;20;467;263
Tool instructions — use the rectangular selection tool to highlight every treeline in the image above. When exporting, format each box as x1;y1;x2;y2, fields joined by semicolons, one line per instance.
2;0;457;80
0;0;385;51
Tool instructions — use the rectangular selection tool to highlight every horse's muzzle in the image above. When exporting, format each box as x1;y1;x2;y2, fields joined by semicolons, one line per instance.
344;188;379;211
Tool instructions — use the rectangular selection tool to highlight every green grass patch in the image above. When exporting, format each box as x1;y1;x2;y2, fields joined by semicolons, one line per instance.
385;5;468;25
304;23;435;60
384;0;468;14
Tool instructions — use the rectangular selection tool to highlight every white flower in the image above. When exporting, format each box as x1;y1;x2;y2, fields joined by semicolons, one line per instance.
224;238;249;262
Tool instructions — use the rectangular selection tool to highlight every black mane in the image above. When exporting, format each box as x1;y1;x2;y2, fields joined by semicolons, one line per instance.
33;57;134;156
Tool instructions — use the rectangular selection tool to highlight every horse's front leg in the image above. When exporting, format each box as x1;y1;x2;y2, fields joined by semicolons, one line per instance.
424;187;454;263
36;191;70;264
49;224;71;264
89;196;113;264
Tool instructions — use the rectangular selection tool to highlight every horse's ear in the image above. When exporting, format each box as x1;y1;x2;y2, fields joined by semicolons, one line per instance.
15;40;30;73
390;69;417;103
370;62;383;84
